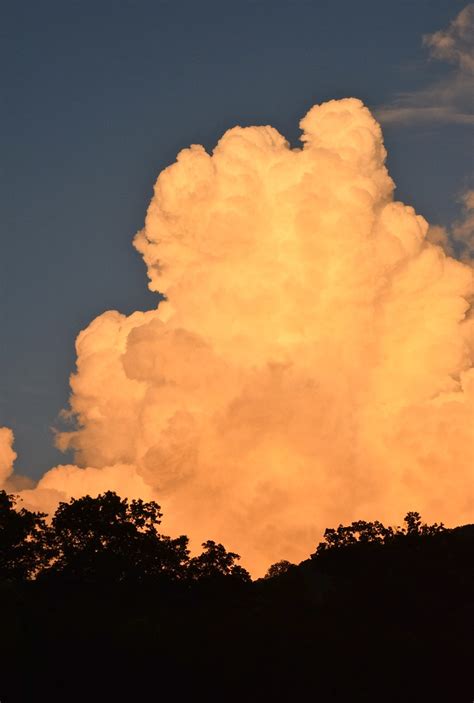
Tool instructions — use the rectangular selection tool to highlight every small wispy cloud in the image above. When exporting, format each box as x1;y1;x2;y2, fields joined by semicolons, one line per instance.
377;4;474;126
424;3;474;73
427;189;474;262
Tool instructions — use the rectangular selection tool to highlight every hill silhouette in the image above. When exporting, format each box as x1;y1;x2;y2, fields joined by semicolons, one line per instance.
0;490;472;702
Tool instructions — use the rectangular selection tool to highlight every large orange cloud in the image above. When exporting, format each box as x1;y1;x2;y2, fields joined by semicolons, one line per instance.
7;98;474;575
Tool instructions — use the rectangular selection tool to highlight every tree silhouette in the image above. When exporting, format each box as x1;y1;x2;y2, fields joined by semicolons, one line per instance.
46;491;189;582
312;518;395;556
264;559;295;579
311;512;446;558
0;494;472;703
402;511;444;537
0;490;49;581
188;540;250;581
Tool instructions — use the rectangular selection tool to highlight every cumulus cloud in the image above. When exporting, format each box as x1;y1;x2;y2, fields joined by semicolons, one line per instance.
10;97;474;575
0;427;16;487
378;4;474;126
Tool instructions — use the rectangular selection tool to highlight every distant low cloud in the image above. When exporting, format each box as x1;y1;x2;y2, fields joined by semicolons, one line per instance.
425;3;474;72
377;4;474;126
427;189;474;261
0;427;16;487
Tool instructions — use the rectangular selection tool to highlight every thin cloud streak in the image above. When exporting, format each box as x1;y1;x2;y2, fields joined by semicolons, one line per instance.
378;105;474;126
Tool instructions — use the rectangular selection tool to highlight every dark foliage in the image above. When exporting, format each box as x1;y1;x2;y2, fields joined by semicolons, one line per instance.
0;491;50;580
264;559;295;578
44;491;190;583
312;510;446;557
188;540;251;582
0;491;473;702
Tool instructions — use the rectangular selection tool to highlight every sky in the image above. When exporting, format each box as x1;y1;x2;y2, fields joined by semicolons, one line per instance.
1;0;473;483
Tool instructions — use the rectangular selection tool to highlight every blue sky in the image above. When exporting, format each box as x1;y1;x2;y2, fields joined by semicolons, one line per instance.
1;0;472;479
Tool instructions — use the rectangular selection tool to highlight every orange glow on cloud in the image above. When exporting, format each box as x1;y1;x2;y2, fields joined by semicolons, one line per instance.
3;98;474;574
0;428;16;486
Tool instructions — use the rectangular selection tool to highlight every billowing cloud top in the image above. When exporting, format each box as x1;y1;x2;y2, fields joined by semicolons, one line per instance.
8;98;474;574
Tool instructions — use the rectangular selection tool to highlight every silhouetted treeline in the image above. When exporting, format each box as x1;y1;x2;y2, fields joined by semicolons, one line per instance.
0;490;250;584
1;490;473;702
